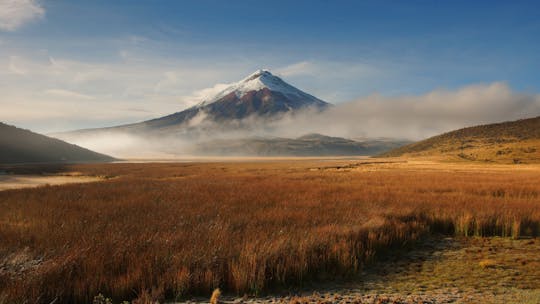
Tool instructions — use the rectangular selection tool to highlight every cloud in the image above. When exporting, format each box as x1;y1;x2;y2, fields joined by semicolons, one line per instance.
274;60;389;102
153;71;180;92
45;89;95;100
261;82;540;140
275;60;382;82
165;82;538;142
7;56;27;75
179;82;231;106
55;131;172;159
0;0;44;31
275;61;315;76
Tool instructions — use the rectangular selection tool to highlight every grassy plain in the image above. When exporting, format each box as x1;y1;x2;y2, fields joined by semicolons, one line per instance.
0;158;539;303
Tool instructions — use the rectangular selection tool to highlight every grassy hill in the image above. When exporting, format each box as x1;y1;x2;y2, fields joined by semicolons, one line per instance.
0;122;116;164
379;116;540;163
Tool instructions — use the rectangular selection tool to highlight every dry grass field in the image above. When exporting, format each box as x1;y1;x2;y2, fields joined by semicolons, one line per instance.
1;159;539;303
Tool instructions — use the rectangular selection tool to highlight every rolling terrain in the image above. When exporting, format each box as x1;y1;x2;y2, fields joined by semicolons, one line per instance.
0;123;115;164
380;116;540;163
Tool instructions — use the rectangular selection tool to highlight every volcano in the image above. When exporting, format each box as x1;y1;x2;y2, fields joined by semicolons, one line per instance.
61;70;330;136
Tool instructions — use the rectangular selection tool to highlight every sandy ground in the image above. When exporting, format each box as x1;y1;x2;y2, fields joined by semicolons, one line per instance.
0;173;103;191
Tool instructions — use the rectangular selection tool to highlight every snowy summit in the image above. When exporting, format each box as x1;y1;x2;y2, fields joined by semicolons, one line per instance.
196;69;328;108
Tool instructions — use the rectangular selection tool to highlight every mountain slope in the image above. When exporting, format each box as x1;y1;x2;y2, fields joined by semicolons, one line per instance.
61;70;330;135
380;116;540;163
0;123;115;164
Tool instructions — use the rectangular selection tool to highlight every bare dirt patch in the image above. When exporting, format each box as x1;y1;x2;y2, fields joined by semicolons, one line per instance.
0;247;43;279
0;173;104;191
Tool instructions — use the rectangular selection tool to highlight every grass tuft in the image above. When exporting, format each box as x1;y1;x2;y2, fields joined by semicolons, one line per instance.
210;288;221;304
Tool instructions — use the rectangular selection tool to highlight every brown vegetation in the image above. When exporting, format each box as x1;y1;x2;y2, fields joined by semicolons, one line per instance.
0;161;539;303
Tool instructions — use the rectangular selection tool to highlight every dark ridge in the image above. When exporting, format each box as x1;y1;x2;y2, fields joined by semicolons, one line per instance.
0;122;116;164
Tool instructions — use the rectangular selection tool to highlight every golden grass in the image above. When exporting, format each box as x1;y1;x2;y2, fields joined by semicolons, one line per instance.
393;139;540;164
0;160;539;303
210;288;221;304
478;259;498;269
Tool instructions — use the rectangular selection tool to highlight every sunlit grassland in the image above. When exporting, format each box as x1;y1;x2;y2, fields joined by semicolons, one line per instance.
0;160;539;303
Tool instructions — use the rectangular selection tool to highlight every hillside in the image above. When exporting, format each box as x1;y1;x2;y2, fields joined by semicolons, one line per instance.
380;116;540;163
0;123;115;164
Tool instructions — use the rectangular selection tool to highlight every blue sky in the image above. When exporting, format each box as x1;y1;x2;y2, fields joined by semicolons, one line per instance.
1;0;540;132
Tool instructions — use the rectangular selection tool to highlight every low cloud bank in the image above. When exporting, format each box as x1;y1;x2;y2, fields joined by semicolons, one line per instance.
265;82;540;140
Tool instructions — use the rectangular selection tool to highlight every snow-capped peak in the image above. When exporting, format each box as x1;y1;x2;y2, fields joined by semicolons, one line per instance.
244;69;272;80
195;69;322;107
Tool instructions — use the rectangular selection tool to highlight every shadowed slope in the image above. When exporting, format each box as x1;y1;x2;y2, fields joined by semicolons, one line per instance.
0;123;115;164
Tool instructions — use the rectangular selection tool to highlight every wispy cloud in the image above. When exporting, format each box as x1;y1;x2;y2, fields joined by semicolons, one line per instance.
180;83;230;106
44;89;95;100
7;56;27;75
277;60;383;80
274;60;394;102
0;0;44;31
